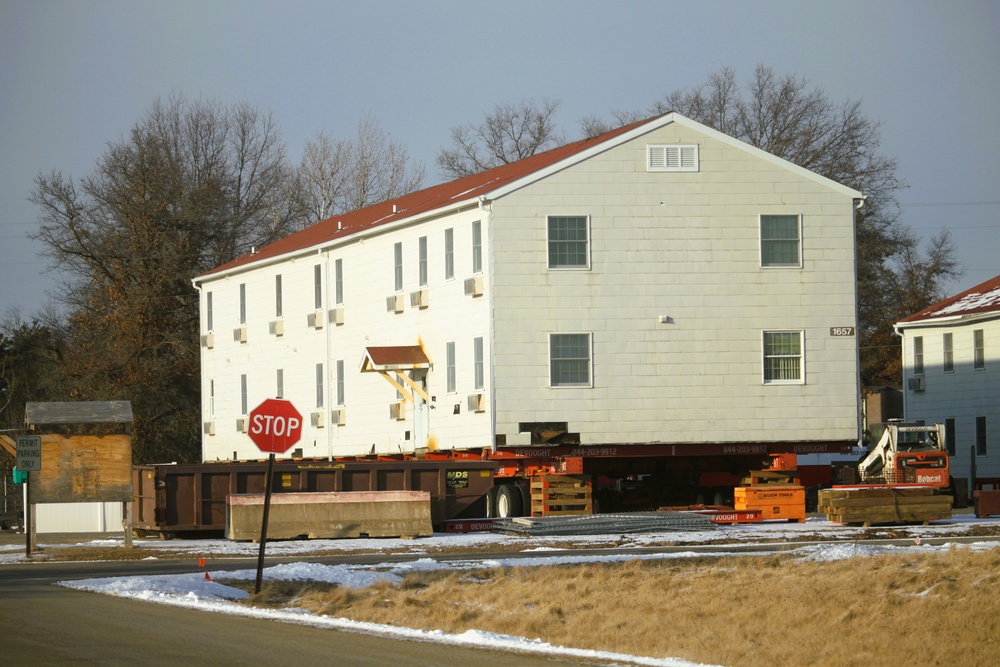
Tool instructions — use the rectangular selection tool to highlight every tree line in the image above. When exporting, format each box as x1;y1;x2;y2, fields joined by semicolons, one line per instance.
1;65;959;464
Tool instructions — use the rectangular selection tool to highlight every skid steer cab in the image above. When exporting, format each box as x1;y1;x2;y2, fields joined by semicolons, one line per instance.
858;422;950;489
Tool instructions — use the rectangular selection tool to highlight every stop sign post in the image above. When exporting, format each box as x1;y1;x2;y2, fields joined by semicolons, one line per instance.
248;399;303;454
246;398;303;593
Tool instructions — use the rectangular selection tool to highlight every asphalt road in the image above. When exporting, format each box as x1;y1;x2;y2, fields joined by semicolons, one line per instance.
0;548;596;667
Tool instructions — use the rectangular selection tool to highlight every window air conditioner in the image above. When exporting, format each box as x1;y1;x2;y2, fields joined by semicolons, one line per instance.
389;401;406;420
329;307;345;325
387;294;404;313
236;417;248;433
201;333;215;349
203;421;216;436
331;408;346;426
311;411;325;428
410;289;429;308
233;326;248;343
464;276;484;297
269;319;284;336
907;376;926;392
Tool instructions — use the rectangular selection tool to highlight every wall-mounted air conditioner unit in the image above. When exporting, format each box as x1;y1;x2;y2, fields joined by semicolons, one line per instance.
331;408;346;426
467;393;485;413
464;276;484;297
387;294;405;313
907;376;926;392
269;319;284;336
201;333;215;349
308;310;325;329
410;289;429;308
329;307;345;325
389;401;406;420
311;411;325;428
233;326;248;343
236;417;248;433
203;421;216;436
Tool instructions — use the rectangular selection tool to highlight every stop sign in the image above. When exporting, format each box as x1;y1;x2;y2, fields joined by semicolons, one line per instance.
247;399;303;454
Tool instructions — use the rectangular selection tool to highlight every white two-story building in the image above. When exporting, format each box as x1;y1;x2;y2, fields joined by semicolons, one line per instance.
895;275;1000;491
194;112;864;466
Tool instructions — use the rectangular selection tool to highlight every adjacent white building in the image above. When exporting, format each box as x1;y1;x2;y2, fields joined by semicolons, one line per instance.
194;113;864;463
895;275;1000;489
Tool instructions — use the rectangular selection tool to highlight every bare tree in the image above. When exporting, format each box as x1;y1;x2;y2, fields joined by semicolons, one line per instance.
298;113;425;222
437;99;565;178
28;94;307;462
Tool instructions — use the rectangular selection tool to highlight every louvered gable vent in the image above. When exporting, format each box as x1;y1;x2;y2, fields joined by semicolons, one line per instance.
647;144;699;172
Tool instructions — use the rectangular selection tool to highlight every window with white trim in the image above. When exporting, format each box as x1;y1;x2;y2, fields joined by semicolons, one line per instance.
418;236;428;287
473;336;484;390
760;215;802;267
240;374;248;415
914;336;924;375
647;144;699;172
313;264;322;309
239;284;247;324
206;292;214;331
446;341;456;393
472;221;482;274
943;333;954;372
974;329;985;370
275;275;283;318
444;228;454;280
394;242;403;292
276;369;283;399
550;333;592;387
335;258;344;305
547;216;589;269
315;362;324;409
209;379;215;418
763;331;804;384
976;416;988;456
336;359;345;406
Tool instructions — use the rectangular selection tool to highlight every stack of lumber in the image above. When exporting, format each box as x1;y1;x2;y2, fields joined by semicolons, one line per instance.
530;474;592;517
818;487;952;526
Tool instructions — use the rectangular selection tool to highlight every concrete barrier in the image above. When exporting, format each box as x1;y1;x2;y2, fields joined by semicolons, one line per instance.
226;491;433;541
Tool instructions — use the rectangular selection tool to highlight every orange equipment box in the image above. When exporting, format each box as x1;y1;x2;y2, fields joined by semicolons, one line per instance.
734;486;806;522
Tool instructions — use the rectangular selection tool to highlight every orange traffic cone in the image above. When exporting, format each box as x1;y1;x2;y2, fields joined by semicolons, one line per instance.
198;557;206;568
204;571;211;581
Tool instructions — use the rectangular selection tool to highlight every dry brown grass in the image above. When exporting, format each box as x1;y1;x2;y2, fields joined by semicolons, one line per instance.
242;547;1000;667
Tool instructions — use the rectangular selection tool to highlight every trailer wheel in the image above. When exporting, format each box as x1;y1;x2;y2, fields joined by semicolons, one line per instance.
484;486;499;518
495;484;523;518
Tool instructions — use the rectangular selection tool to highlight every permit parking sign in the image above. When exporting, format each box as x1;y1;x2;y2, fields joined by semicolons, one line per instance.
16;435;42;471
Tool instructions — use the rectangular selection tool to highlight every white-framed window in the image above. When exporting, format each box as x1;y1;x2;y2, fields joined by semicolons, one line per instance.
549;333;592;387
394;242;403;292
473;336;484;390
418;236;428;287
647;144;699;172
976;416;988;456
547;216;590;269
240;374;248;415
313;264;323;310
206;292;214;331
335;258;344;305
209;379;215;418
913;336;924;375
239;284;247;324
275;275;283;318
760;215;802;268
943;333;954;372
444;228;454;280
763;331;804;384
336;359;345;406
276;369;284;399
974;329;985;370
472;221;482;274
315;362;324;409
446;341;456;393
945;417;956;456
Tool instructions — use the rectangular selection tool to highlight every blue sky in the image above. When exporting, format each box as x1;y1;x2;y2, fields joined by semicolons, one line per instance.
2;0;998;317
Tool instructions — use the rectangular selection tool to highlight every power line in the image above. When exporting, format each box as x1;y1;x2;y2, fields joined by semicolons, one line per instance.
900;201;1000;207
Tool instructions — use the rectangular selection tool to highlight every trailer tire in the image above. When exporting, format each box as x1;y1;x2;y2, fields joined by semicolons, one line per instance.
495;484;523;518
484;486;499;518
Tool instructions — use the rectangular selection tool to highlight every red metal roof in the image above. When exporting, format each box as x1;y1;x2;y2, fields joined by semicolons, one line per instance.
196;117;656;279
363;345;431;369
899;274;1000;323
